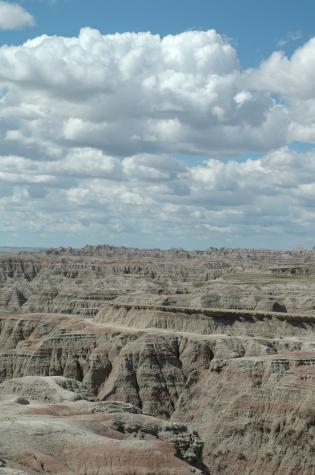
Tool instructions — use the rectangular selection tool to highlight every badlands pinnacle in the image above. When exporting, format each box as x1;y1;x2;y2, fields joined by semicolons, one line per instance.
0;244;315;474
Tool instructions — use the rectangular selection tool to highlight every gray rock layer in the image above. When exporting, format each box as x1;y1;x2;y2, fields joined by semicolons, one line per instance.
0;304;315;474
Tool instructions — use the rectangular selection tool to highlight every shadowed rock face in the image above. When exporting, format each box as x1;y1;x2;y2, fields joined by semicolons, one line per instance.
0;303;315;474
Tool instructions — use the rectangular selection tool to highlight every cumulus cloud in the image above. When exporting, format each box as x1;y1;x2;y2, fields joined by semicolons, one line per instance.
0;28;289;158
0;28;315;246
0;1;34;30
248;37;315;143
1;146;315;247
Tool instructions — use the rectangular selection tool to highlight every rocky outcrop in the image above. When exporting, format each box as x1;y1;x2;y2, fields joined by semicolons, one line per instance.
1;244;315;473
0;305;315;473
0;376;203;474
110;412;204;469
271;265;315;277
0;376;95;402
96;303;315;338
2;245;315;317
0;258;40;282
41;244;315;266
1;244;315;318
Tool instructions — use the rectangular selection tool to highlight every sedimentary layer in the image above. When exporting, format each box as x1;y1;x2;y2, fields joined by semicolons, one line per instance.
1;245;315;316
0;304;314;474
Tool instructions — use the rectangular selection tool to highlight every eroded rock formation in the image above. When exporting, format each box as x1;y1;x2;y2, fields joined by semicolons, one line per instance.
0;376;203;475
1;245;315;317
1;245;315;474
0;302;315;474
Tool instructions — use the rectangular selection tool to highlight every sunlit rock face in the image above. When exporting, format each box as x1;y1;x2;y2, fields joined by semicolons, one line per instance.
1;245;315;317
1;245;315;473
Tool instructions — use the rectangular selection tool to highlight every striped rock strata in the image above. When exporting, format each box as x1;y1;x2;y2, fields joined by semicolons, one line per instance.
0;304;315;473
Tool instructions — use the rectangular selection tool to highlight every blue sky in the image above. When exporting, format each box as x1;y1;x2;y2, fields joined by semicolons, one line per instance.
2;0;314;66
1;0;315;249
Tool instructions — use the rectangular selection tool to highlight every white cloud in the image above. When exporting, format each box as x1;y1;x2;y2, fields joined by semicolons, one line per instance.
0;1;34;30
248;37;315;143
277;31;302;48
1;147;315;246
0;28;288;158
0;28;315;246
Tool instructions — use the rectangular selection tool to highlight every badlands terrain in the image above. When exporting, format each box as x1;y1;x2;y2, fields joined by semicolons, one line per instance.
0;245;315;474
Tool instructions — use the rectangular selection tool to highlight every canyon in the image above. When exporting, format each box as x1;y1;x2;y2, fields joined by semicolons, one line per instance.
0;245;314;474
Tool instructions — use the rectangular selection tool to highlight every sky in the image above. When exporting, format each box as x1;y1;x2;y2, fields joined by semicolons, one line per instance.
1;1;315;250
